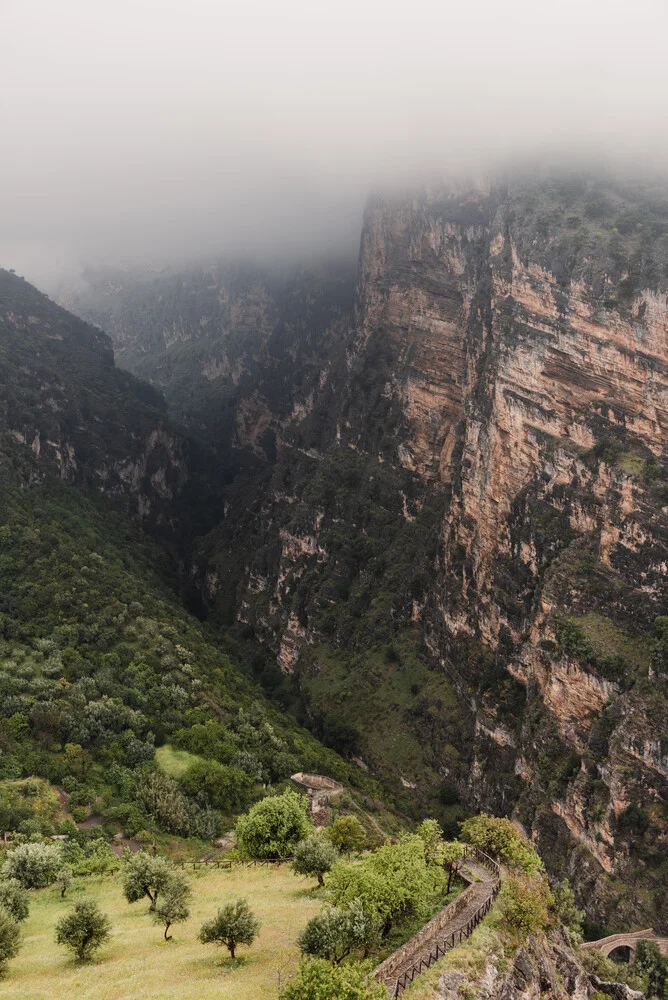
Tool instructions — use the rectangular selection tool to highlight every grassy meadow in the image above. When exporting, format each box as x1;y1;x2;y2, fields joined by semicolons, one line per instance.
3;865;322;1000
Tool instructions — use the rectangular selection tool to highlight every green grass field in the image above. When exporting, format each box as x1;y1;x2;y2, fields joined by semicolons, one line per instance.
3;866;322;1000
155;744;203;778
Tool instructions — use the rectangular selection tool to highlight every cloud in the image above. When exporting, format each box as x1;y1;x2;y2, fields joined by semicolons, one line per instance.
2;0;668;284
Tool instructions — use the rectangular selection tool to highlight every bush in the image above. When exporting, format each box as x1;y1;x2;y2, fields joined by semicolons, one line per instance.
0;879;29;922
235;791;311;859
325;815;366;856
298;898;379;964
280;958;387;1000
292;835;338;887
501;873;550;936
2;840;63;888
55;899;111;962
548;879;584;942
0;909;21;975
198;898;260;959
460;814;542;874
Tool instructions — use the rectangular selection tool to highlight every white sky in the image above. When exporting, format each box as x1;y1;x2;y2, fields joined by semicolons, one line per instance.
2;0;668;283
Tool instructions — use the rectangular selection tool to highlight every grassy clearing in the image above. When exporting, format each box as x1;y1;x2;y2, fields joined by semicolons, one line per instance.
576;613;648;667
155;744;203;779
2;865;322;1000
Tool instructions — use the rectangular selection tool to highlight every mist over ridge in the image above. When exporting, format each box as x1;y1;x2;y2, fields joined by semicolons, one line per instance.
2;0;668;287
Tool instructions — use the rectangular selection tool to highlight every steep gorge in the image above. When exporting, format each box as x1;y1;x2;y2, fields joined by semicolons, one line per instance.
64;171;668;935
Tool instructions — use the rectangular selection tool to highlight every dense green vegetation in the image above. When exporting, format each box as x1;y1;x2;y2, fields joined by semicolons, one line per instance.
0;476;389;843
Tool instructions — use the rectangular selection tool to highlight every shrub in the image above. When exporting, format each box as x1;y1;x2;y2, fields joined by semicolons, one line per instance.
2;841;63;888
548;879;584;942
55;899;111;962
460;814;542;874
292;835;338;887
501;873;550;936
198;898;260;959
0;879;29;922
235;790;311;859
325;815;366;856
298;898;379;964
0;910;21;975
280;958;387;1000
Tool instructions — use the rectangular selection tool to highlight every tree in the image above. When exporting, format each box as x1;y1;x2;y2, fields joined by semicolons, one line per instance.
325;815;366;856
0;879;29;922
55;899;111;962
416;818;444;866
501;874;550;935
329;835;440;937
122;851;179;912
2;841;63;888
298;899;379;964
292;835;338;887
199;898;260;960
460;814;543;875
279;958;386;1000
441;841;465;893
0;910;21;975
179;759;253;813
235;791;311;859
56;867;73;898
152;878;191;940
635;940;668;999
548;879;584;943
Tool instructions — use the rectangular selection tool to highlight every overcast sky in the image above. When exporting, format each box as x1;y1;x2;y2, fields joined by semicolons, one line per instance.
2;0;668;285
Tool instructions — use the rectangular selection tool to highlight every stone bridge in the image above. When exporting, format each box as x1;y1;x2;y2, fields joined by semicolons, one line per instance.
581;929;668;962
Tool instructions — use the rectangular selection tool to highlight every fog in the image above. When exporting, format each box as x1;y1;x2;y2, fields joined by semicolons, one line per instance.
2;0;668;287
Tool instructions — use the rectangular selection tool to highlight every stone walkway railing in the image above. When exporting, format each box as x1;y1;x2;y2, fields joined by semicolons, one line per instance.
374;846;502;998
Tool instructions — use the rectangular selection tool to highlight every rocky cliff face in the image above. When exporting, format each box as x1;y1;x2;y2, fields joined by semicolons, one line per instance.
0;268;193;530
63;171;668;935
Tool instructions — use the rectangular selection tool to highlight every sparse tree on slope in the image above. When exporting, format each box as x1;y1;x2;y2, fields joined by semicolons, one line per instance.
122;851;178;912
325;815;366;856
199;898;260;960
152;877;192;940
55;899;111;962
235;790;311;859
2;841;63;889
0;879;29;923
0;910;22;975
292;834;338;887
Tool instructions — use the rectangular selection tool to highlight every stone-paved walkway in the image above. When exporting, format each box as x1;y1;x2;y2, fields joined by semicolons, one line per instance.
375;856;499;996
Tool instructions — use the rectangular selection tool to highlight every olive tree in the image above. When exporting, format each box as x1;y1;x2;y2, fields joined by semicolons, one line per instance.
199;898;260;960
292;835;338;887
0;879;29;923
152;877;192;940
122;851;179;912
0;910;21;974
298;898;379;964
2;841;63;889
55;899;111;962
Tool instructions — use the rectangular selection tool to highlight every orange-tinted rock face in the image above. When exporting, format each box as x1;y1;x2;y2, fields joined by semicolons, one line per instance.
351;179;668;930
